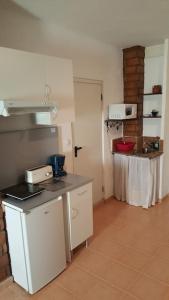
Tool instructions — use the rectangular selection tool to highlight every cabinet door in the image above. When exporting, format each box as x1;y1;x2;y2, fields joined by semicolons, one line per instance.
21;198;66;294
0;47;45;101
45;56;75;124
68;183;93;250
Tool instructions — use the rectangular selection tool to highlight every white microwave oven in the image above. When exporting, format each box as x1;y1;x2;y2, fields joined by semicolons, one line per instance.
108;103;137;120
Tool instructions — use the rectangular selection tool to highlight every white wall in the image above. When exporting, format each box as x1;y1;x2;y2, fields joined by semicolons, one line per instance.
144;43;169;199
0;3;123;199
161;39;169;198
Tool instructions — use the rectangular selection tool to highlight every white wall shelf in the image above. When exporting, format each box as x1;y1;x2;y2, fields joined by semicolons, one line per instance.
143;116;161;119
144;93;162;96
143;47;164;137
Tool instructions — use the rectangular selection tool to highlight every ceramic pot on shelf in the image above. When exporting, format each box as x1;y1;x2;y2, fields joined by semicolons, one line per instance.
152;85;162;94
151;109;159;117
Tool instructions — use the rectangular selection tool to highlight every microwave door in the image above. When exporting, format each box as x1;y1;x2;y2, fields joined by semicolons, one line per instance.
125;107;132;116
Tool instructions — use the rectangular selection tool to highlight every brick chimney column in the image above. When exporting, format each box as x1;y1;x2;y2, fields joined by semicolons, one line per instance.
123;46;145;136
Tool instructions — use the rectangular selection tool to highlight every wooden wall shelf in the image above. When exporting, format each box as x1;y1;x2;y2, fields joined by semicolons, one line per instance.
143;116;161;119
143;93;162;96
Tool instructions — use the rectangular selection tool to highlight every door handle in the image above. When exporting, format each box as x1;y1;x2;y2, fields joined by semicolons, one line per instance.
78;190;87;196
72;208;79;219
74;146;82;157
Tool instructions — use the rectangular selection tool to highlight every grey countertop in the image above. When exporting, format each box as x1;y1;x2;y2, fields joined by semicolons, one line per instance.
2;174;93;212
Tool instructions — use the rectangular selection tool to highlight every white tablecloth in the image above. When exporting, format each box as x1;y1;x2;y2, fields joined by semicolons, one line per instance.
113;153;160;208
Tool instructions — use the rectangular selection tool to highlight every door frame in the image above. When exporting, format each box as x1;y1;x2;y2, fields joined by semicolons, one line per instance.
73;77;105;201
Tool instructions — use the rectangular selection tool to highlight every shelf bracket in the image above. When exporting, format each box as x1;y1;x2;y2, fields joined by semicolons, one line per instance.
104;120;123;132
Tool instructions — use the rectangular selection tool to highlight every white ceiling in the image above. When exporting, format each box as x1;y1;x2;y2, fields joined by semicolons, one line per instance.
12;0;169;47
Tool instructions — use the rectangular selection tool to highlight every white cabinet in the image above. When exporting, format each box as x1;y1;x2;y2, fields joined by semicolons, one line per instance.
0;47;75;124
0;47;45;102
4;198;66;294
45;56;75;124
64;183;93;256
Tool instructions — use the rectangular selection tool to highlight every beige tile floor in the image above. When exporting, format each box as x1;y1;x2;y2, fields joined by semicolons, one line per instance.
2;197;169;299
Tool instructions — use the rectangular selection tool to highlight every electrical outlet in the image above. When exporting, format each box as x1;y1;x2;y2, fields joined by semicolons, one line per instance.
50;127;56;134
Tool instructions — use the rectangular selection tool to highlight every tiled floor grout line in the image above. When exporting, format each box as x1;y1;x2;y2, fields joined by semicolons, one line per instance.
90;243;169;281
140;270;169;288
89;238;156;258
90;234;168;256
54;282;77;297
73;263;141;299
79;246;157;275
73;259;142;290
73;246;169;292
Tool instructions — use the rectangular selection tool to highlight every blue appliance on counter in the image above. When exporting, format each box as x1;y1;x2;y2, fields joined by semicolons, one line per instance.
49;154;67;177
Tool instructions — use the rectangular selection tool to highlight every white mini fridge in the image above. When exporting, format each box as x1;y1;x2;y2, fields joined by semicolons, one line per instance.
4;197;66;294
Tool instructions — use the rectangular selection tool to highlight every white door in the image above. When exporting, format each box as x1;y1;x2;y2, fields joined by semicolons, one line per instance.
73;80;103;204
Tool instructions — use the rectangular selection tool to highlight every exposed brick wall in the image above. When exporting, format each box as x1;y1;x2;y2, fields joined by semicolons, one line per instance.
0;198;11;282
123;46;145;137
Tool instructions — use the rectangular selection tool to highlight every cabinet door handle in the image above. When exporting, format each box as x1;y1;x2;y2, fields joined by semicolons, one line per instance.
78;190;87;196
72;208;79;219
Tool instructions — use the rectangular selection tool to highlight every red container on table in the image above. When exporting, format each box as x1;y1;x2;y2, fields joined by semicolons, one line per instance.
115;141;135;152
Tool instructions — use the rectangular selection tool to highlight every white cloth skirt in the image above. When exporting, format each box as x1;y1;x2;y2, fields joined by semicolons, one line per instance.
113;153;160;208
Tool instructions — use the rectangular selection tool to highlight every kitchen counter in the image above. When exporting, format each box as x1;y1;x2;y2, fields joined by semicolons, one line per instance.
2;174;93;212
112;150;163;159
